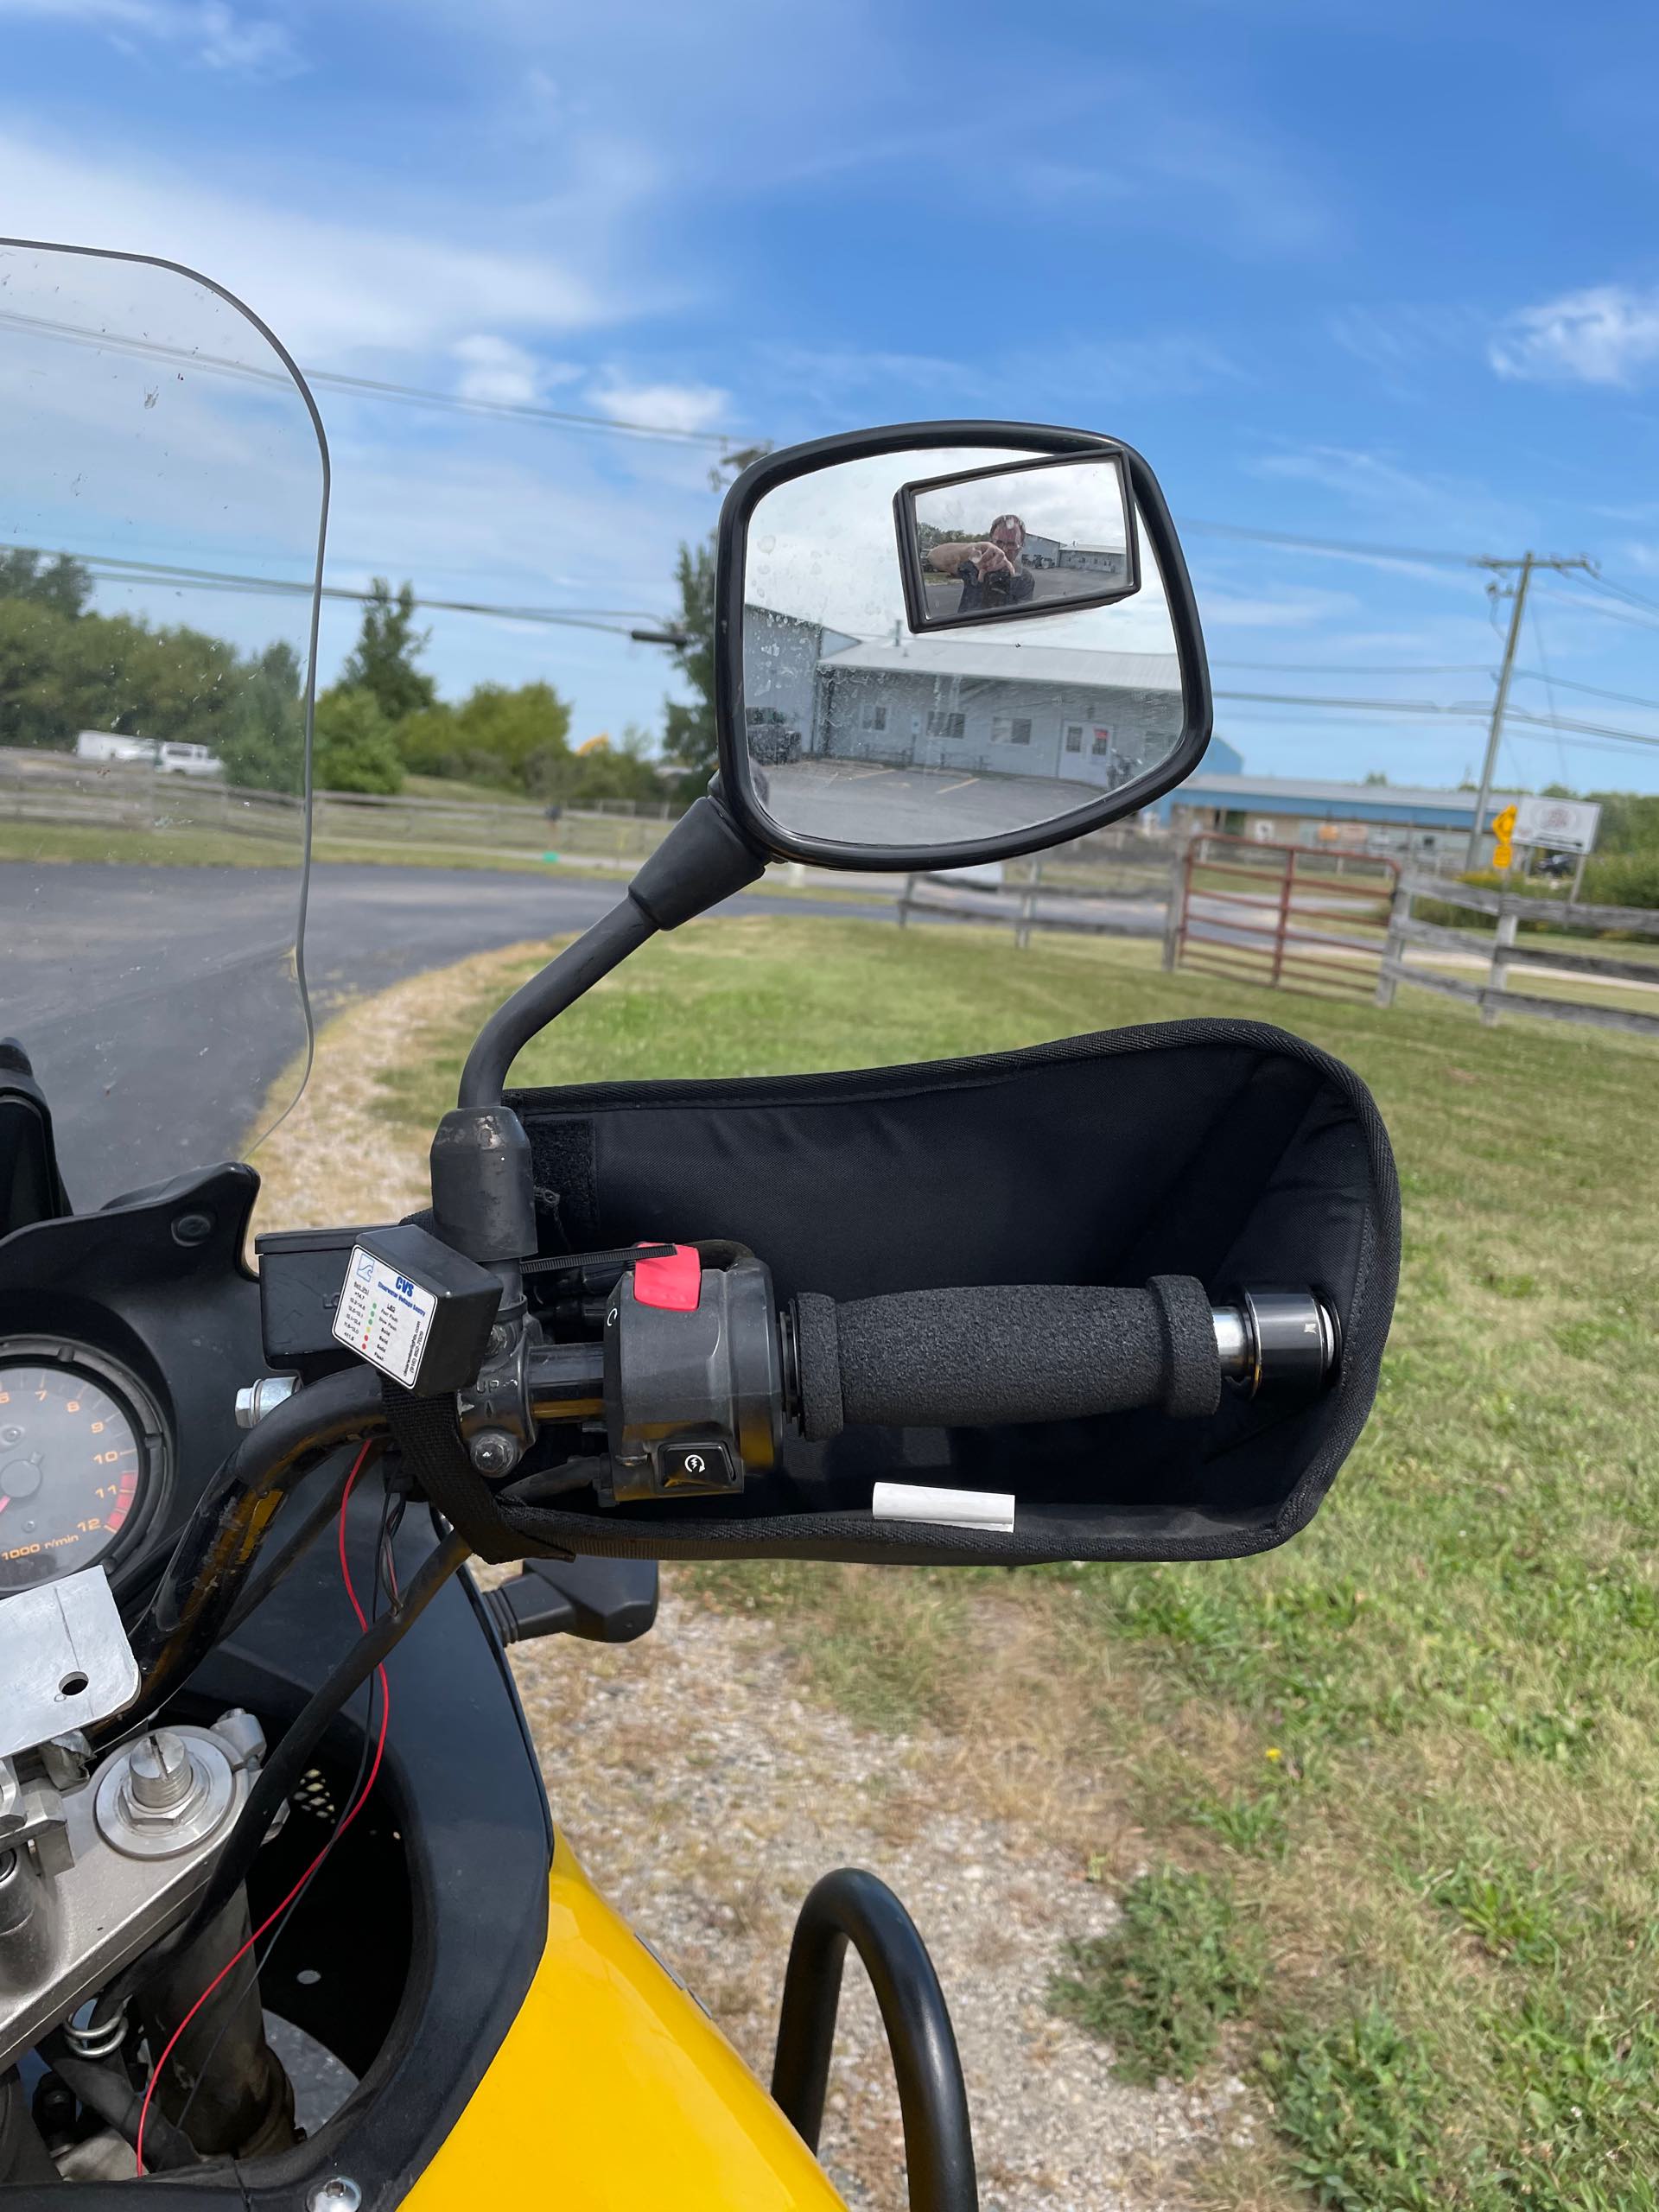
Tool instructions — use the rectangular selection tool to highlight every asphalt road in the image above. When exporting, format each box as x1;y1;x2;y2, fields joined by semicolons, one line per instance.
3;861;887;1205
762;757;1114;849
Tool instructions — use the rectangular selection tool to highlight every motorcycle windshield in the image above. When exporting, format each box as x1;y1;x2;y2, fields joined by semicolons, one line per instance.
0;241;327;1211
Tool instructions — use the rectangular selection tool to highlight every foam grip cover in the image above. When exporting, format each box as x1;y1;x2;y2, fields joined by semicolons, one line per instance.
791;1275;1221;1443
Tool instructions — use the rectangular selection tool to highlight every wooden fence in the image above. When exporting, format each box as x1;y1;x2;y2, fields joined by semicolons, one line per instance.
0;751;677;868
896;859;1166;947
1376;876;1659;1038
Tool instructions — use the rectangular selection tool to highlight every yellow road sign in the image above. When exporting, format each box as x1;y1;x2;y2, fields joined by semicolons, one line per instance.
1491;804;1517;871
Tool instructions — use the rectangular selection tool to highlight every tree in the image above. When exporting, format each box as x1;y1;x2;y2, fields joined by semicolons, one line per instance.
393;680;574;791
216;642;306;792
340;579;436;722
660;540;717;787
312;685;404;795
0;550;92;619
533;725;668;807
660;444;772;792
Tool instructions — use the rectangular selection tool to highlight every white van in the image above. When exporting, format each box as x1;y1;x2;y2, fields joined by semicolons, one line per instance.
156;741;223;777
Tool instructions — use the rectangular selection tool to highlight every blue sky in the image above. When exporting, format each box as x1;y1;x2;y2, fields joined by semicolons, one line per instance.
8;0;1659;793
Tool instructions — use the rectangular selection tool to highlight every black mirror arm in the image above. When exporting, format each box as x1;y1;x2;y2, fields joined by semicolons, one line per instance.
455;792;768;1113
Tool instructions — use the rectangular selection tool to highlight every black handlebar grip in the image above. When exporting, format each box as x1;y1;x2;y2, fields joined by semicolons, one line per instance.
791;1276;1220;1443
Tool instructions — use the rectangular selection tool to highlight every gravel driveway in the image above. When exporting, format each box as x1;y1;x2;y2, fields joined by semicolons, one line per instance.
505;1580;1255;2210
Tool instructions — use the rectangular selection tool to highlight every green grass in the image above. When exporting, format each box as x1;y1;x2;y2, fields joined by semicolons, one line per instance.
1050;1866;1263;2084
359;914;1659;2209
0;817;297;868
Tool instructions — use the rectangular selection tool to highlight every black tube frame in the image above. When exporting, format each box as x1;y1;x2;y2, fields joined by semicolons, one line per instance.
715;419;1213;873
771;1866;976;2212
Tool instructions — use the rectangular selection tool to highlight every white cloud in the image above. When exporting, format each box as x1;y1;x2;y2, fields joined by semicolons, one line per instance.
1491;285;1659;387
1198;585;1359;631
0;125;632;359
451;334;580;407
587;378;728;434
0;0;298;74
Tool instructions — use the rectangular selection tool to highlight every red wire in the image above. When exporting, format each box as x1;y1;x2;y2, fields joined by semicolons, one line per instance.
134;1439;388;2175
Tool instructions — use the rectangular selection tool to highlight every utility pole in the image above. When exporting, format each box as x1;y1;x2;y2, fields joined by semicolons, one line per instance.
1465;553;1595;869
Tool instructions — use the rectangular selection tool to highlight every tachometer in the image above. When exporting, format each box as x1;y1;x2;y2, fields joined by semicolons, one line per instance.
0;1352;160;1592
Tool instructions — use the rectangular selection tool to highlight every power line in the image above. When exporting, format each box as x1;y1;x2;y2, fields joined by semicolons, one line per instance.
1573;567;1659;619
299;366;734;448
0;305;739;448
1179;518;1476;565
1211;659;1497;675
1533;585;1659;635
1515;668;1659;714
1215;688;1488;716
69;550;671;635
1214;687;1659;752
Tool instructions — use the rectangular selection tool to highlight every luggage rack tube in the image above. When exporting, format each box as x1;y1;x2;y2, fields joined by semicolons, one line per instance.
771;1866;976;2212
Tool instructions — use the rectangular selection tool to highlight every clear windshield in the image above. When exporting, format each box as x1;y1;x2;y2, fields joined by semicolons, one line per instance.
0;241;326;1209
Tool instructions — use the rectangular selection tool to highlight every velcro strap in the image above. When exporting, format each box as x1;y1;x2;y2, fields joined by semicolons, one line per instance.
380;1382;569;1563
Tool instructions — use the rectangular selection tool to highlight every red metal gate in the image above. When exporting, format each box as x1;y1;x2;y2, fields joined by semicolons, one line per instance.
1168;834;1400;999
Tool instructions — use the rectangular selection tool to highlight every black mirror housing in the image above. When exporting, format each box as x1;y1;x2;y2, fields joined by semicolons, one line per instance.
713;421;1213;874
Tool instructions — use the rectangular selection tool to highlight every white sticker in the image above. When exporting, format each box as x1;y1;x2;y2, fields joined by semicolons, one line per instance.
333;1244;437;1388
872;1482;1015;1534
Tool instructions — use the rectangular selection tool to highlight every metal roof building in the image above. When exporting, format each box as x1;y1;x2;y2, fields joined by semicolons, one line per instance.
1151;770;1525;867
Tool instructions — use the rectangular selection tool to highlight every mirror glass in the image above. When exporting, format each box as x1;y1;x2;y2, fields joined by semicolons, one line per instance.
899;453;1136;631
741;446;1188;852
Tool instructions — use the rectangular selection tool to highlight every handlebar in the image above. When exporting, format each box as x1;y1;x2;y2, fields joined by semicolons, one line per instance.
149;1268;1337;1726
789;1274;1227;1441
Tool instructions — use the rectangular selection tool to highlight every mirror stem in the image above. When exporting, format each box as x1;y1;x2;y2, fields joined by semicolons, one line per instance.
455;792;767;1110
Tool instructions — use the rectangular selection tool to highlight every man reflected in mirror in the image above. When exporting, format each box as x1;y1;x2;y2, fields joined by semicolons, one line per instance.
922;512;1037;612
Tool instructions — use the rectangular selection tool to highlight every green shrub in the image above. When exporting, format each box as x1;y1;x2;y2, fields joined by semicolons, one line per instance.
313;684;404;795
1583;849;1659;911
1412;870;1567;933
1048;1866;1262;2082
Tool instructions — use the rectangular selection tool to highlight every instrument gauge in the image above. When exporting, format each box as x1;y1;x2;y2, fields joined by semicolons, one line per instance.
0;1348;165;1593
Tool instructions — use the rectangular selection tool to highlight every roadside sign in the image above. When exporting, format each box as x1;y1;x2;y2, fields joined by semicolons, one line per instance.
1491;803;1517;871
1513;795;1601;855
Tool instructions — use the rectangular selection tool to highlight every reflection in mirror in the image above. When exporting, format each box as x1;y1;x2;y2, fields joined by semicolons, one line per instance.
0;243;326;1204
741;447;1188;853
899;452;1137;632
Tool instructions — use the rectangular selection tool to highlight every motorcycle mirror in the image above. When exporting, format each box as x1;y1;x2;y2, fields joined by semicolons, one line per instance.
713;423;1211;872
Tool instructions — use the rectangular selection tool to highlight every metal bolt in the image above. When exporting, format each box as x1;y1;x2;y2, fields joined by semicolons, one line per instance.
234;1374;299;1429
307;2180;363;2212
468;1429;519;1478
171;1210;214;1247
126;1731;194;1812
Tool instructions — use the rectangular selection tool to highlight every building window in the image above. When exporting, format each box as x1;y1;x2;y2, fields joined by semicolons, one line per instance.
859;702;887;732
1090;728;1113;757
926;710;966;741
1064;723;1084;753
992;715;1033;746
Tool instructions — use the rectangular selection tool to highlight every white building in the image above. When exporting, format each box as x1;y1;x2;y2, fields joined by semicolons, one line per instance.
810;632;1184;791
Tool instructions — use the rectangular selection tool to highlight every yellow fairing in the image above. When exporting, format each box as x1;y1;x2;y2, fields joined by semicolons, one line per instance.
404;1832;849;2209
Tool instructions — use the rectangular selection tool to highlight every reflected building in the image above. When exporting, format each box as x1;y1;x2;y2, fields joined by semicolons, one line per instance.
743;605;1182;792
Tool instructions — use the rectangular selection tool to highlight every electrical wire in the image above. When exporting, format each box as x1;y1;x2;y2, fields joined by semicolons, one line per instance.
1527;598;1572;787
60;548;670;635
168;1474;396;2149
1212;659;1497;675
0;306;738;448
1177;517;1477;565
134;1442;392;2174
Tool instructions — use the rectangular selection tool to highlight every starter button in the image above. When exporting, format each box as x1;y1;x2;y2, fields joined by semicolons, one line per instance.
658;1441;740;1491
